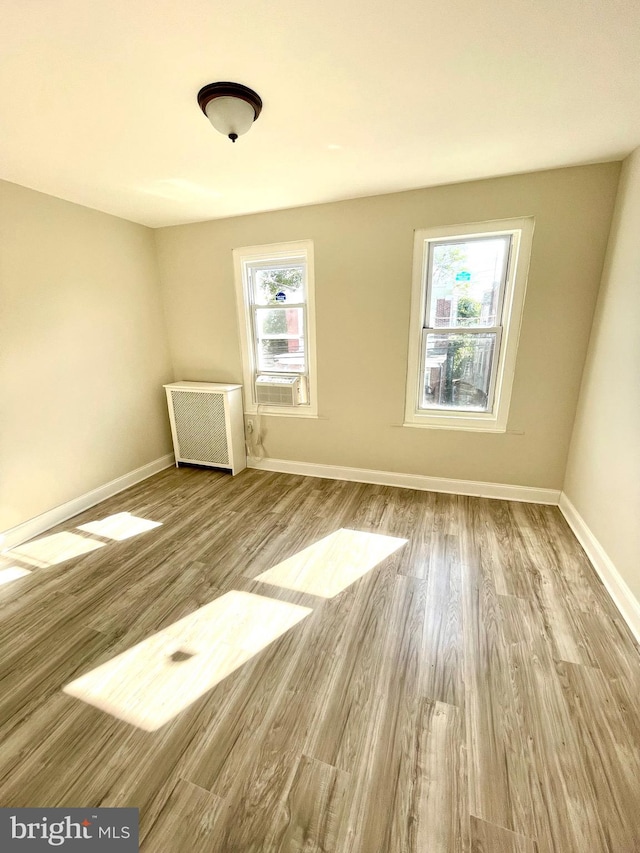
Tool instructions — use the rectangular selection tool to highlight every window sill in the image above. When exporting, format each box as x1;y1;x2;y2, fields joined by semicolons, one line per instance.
246;407;320;419
402;419;506;433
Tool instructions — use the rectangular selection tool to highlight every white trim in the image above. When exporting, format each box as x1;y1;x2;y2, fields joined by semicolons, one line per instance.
401;420;507;433
250;409;320;419
559;493;640;644
232;239;318;417
0;454;174;552
247;456;559;504
404;217;534;432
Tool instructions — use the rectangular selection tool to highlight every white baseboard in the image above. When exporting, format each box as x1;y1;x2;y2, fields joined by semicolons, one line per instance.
559;493;640;644
0;454;175;552
248;456;560;504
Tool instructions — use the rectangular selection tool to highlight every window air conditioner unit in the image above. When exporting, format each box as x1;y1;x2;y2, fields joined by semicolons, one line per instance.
255;374;300;407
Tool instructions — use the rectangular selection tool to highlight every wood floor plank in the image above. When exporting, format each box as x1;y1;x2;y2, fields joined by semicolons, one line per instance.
432;491;463;535
192;742;302;852
507;643;609;852
0;699;137;807
413;700;470;853
307;564;400;772
473;498;515;598
555;659;640;850
344;697;469;853
470;815;536;853
498;593;544;647
482;501;542;602
338;575;433;853
517;508;611;615
533;560;598;667
274;755;350;853
0;619;112;738
140;779;224;853
421;533;464;707
0;693;88;801
461;506;535;838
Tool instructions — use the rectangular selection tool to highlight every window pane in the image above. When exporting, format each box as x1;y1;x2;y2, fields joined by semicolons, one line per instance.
257;339;306;373
422;332;496;411
428;237;509;328
256;307;306;373
253;265;304;305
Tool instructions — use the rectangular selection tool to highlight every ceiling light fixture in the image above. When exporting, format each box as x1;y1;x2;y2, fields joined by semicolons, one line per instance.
197;82;263;143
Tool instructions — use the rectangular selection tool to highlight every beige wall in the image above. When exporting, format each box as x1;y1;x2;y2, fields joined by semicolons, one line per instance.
563;149;640;602
0;180;174;531
156;163;619;489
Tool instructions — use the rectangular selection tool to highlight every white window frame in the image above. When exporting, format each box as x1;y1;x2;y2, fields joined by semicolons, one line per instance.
404;217;534;432
233;240;318;417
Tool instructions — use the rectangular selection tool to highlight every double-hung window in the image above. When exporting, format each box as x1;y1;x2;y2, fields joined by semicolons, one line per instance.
233;240;317;416
405;218;534;431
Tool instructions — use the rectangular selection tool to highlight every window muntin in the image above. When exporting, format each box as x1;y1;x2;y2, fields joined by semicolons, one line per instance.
405;219;533;432
233;241;317;416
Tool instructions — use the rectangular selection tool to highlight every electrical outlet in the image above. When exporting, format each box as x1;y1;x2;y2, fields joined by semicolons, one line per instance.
245;418;255;437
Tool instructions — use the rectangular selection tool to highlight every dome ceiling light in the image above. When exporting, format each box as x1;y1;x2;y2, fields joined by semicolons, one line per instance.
197;82;263;143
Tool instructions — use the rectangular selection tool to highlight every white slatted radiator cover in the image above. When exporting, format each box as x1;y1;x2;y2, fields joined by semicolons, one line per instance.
169;390;229;465
164;382;247;475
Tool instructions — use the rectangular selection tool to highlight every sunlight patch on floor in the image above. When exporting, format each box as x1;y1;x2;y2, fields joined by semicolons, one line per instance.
64;591;312;731
77;512;162;541
254;528;407;598
0;566;32;586
4;531;106;568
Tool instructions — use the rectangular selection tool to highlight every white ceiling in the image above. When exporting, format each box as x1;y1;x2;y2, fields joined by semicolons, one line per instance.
1;0;639;228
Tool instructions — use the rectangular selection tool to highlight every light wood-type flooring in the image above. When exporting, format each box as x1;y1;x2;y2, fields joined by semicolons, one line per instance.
1;467;639;852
